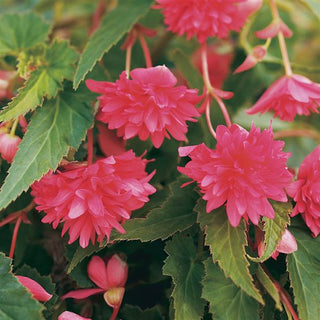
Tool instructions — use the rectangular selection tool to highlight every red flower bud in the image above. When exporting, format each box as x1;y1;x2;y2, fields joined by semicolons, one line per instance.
0;133;21;163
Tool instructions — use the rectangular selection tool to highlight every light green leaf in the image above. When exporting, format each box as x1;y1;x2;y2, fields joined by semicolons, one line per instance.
202;258;259;320
255;265;282;311
163;234;205;320
287;222;320;320
73;0;153;89
0;40;78;121
0;253;44;320
110;177;198;242
0;12;50;56
0;88;93;210
196;200;263;304
249;201;291;262
121;305;163;320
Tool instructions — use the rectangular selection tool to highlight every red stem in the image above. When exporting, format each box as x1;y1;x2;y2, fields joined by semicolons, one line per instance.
205;97;216;139
89;0;106;35
0;201;35;227
109;306;120;320
139;34;152;68
9;216;22;259
87;128;94;165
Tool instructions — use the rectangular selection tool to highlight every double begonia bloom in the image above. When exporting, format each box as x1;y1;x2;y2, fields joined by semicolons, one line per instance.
16;276;52;302
287;146;320;237
247;74;320;121
31;151;156;248
155;0;258;43
62;255;128;314
0;132;21;163
178;124;293;226
86;66;201;148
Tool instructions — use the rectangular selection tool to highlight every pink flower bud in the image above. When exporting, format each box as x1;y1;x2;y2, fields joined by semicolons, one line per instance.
0;133;21;163
103;287;125;309
256;19;293;39
0;70;15;100
238;0;263;17
58;311;92;320
16;276;52;302
272;229;297;259
106;254;128;288
234;45;266;74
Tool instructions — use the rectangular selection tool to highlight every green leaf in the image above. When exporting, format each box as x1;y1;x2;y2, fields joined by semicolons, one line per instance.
0;12;50;56
255;265;282;311
110;177;198;242
249;201;291;262
163;234;205;320
121;305;163;320
0;253;44;320
0;88;93;210
299;0;320;19
73;0;153;89
0;40;78;121
202;258;259;320
287;222;320;320
196;200;263;304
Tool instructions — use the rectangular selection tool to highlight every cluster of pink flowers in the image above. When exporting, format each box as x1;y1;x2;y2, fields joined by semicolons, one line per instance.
87;66;201;148
32;151;156;248
179;124;293;226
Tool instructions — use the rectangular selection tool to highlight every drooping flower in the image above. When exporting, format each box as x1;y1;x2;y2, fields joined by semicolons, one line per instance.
255;19;293;39
155;0;255;43
192;42;234;88
287;146;320;237
247;74;320;121
16;276;52;302
178;124;293;226
62;255;128;319
0;132;21;163
58;311;91;320
86;66;201;148
31;151;156;248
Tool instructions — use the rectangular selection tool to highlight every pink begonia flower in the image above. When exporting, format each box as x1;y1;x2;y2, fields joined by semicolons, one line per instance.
62;255;128;318
96;123;126;157
58;311;91;320
86;66;201;148
16;276;52;302
247;74;320;121
31;151;156;248
0;133;21;163
0;70;15;100
234;45;266;74
178;124;293;226
271;229;297;259
192;42;234;89
287;146;320;237
154;0;256;43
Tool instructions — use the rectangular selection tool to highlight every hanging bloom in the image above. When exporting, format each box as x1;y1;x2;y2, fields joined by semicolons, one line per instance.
234;45;266;74
287;146;320;237
247;74;320;121
62;255;128;319
58;311;91;320
31;151;156;248
255;19;293;39
155;0;254;43
86;66;200;148
16;276;52;302
0;132;21;163
192;42;234;88
178;124;292;226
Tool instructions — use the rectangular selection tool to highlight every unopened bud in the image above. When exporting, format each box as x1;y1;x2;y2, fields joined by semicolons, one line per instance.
234;45;266;74
0;133;21;163
103;287;125;308
272;229;297;259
